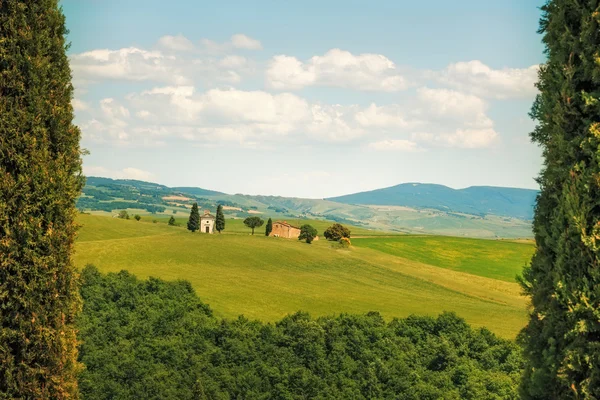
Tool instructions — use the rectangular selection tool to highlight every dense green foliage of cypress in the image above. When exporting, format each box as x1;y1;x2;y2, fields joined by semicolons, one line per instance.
215;204;225;233
299;224;318;244
78;266;523;399
187;203;200;232
0;1;83;397
265;217;273;236
519;2;600;398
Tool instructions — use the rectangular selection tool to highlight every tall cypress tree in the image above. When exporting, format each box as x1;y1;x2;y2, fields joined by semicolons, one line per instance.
187;203;200;232
215;204;225;233
265;218;273;236
520;2;600;398
0;1;83;397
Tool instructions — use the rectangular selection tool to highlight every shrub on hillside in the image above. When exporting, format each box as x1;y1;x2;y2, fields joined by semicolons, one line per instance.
134;214;141;221
118;210;130;219
324;223;351;241
339;237;351;248
77;267;524;399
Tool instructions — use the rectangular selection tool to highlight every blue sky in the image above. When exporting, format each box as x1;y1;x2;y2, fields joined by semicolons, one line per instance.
61;0;547;198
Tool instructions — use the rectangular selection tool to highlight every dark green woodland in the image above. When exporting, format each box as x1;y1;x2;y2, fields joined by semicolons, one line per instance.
77;266;523;400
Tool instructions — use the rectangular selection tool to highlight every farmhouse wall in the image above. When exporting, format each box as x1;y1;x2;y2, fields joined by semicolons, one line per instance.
270;222;301;239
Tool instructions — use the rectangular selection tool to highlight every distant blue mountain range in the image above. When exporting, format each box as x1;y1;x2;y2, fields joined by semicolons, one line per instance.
326;183;538;220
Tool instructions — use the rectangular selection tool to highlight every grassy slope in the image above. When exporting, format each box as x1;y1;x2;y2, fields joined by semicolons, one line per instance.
74;214;531;338
352;236;534;282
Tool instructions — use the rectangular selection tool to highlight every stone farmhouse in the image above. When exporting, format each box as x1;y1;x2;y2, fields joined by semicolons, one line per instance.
200;210;215;234
269;221;318;241
270;221;301;238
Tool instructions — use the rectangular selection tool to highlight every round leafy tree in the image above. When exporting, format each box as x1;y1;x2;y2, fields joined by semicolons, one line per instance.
299;224;318;244
324;223;351;241
243;216;264;235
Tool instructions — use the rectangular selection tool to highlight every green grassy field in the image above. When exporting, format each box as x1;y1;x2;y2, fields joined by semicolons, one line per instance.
74;214;534;338
352;236;534;282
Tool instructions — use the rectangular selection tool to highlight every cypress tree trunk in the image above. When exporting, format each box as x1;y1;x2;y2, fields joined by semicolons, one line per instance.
520;2;600;399
0;0;83;398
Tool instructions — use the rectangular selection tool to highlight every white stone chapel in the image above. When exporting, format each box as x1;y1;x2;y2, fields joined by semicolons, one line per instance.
200;209;215;234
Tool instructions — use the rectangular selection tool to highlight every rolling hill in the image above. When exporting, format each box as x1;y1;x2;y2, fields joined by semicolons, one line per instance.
79;176;535;238
326;183;538;220
74;214;533;338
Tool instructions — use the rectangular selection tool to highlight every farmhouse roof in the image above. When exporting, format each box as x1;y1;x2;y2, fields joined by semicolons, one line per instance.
274;221;300;229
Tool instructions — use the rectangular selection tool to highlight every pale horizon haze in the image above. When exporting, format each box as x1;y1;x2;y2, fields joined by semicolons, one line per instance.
62;0;546;198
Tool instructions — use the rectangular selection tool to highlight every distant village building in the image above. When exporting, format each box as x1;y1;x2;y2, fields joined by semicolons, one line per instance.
200;210;215;234
270;221;301;239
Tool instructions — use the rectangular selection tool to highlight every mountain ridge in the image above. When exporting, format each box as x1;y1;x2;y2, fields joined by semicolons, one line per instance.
326;182;538;220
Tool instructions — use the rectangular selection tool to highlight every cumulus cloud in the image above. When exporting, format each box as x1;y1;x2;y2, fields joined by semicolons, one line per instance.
79;83;498;150
437;60;539;99
265;51;537;98
70;34;259;88
355;104;410;128
70;47;190;85
83;165;156;181
230;34;262;50
157;34;195;52
415;87;493;128
266;49;408;91
199;34;262;53
368;139;422;152
72;98;90;111
412;128;498;149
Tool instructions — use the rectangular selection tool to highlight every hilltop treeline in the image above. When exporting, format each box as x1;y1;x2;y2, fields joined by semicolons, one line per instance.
78;266;522;399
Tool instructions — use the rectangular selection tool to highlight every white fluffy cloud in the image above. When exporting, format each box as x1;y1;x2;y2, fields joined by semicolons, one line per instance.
230;34;262;50
266;50;537;98
355;104;410;129
157;34;195;52
70;47;190;85
79;84;498;149
71;39;512;150
415;87;493;128
83;166;156;181
412;128;498;149
437;60;539;99
368;139;421;152
72;98;90;111
199;34;263;53
71;34;260;88
266;49;408;91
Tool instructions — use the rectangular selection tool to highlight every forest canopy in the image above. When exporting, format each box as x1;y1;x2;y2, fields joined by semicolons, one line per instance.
78;266;523;399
